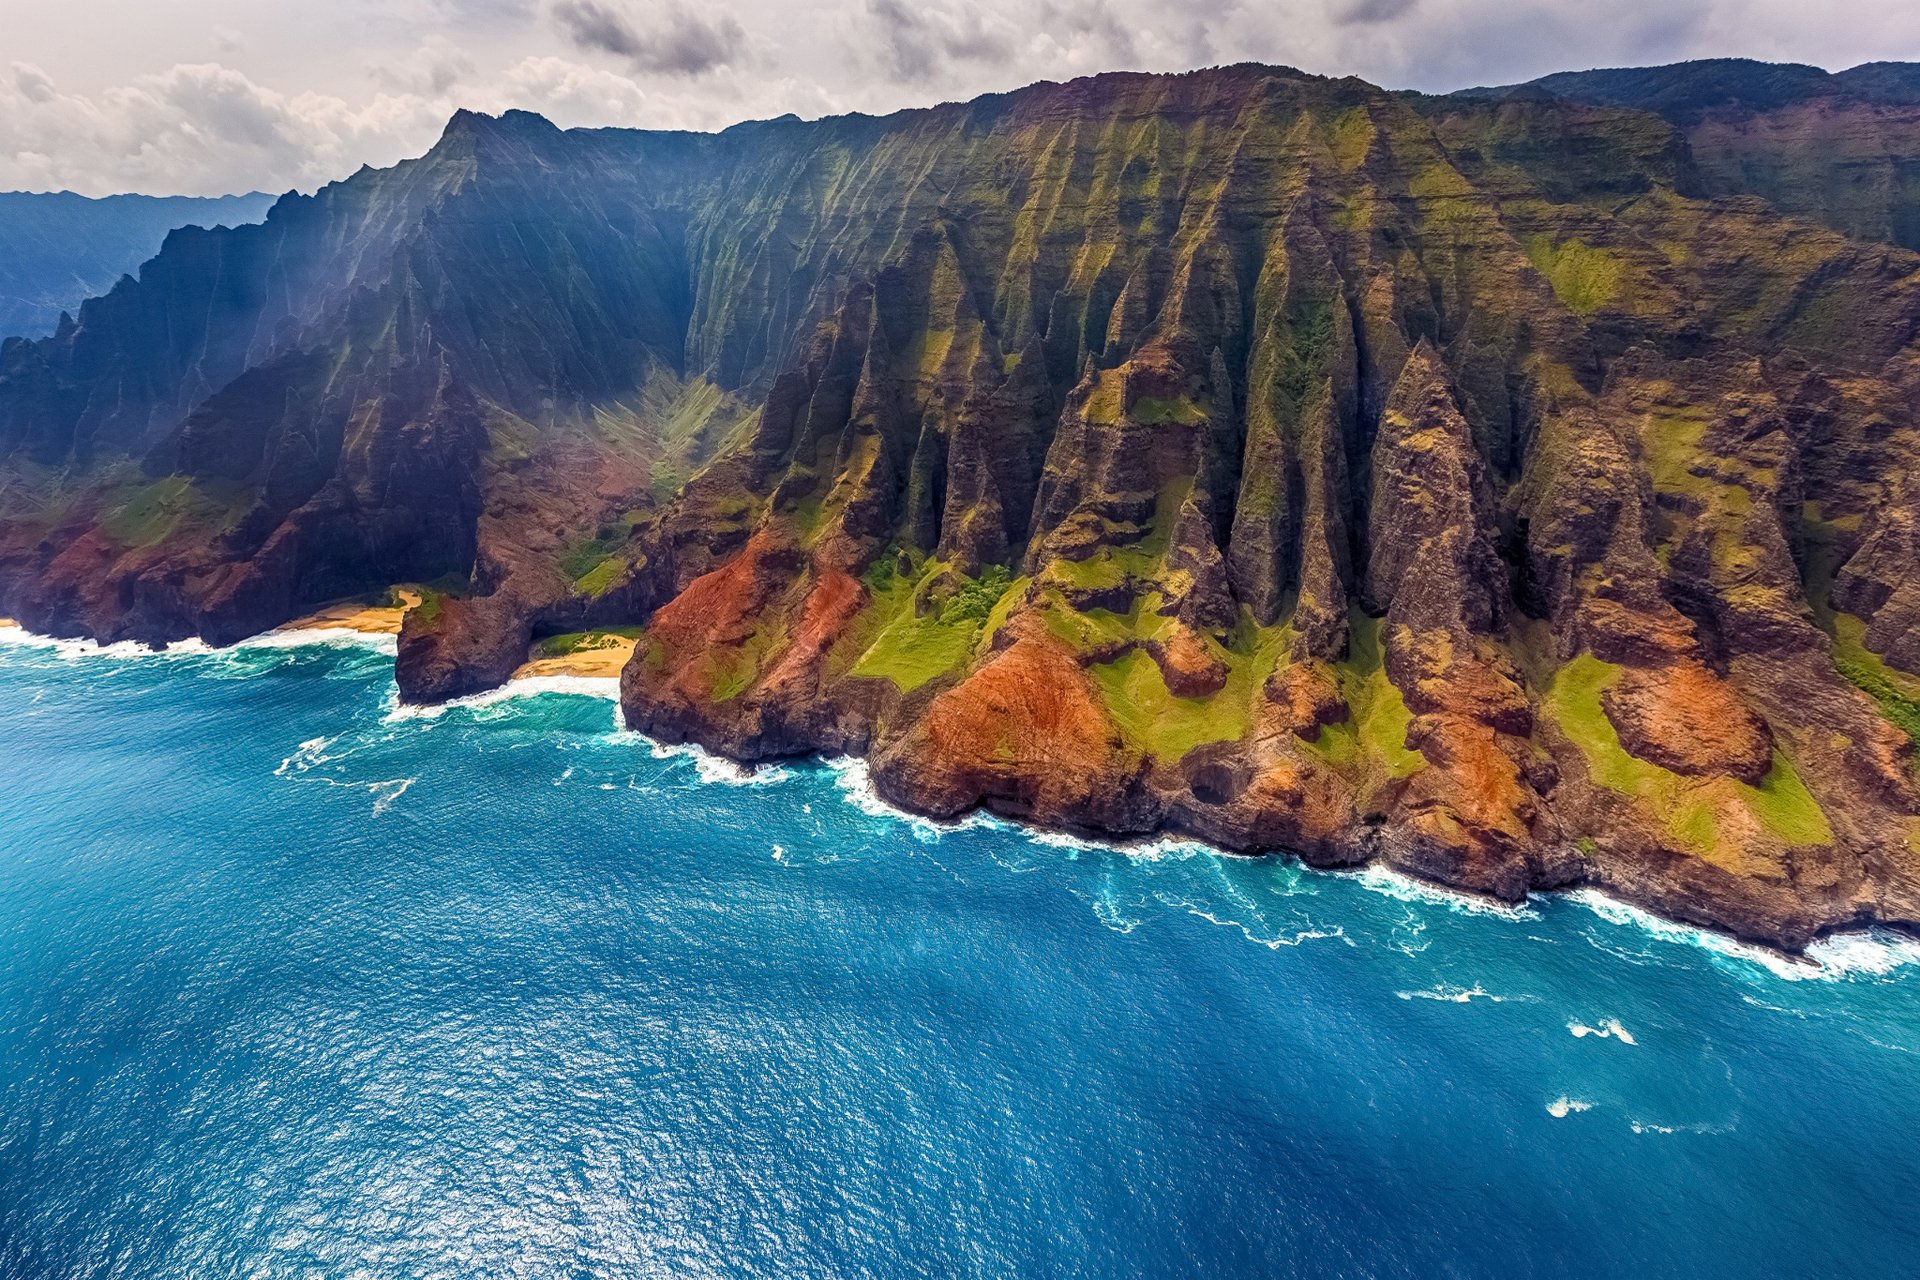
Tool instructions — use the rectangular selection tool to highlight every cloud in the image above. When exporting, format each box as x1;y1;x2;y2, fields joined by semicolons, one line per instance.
13;63;56;105
0;56;669;196
865;0;1016;82
1331;0;1418;25
9;0;1920;195
1035;0;1142;67
550;0;746;75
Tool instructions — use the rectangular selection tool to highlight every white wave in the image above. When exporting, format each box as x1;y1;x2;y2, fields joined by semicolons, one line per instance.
370;778;414;815
0;624;177;661
1565;889;1920;983
644;738;792;787
385;673;621;721
1546;1096;1593;1118
1568;1018;1638;1045
1176;903;1349;950
1803;929;1920;977
243;627;397;653
822;757;975;837
274;735;339;777
1628;1115;1736;1136
1029;828;1216;863
1;620;398;663
1398;984;1505;1004
1352;865;1538;920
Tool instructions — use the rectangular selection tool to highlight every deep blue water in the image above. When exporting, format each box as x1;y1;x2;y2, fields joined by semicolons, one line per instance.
2;631;1919;1278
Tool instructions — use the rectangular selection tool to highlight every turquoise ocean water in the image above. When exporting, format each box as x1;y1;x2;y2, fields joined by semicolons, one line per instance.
2;628;1918;1277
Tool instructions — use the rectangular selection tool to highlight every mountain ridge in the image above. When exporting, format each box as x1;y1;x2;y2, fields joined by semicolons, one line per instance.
3;61;1919;951
0;190;277;340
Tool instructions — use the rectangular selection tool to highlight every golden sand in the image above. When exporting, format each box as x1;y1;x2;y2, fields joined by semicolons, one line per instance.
512;633;638;681
279;589;421;636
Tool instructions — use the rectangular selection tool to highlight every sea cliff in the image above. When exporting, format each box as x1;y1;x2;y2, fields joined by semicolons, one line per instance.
4;63;1920;949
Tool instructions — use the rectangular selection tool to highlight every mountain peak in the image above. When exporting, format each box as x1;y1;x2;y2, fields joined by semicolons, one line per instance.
437;108;563;146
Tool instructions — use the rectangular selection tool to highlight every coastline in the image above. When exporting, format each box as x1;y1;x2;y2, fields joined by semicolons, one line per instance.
276;591;419;637
277;594;639;684
3;609;1918;977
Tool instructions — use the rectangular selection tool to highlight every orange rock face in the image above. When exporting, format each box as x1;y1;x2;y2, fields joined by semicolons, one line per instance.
872;616;1152;832
1147;625;1228;698
1264;662;1347;740
1602;661;1775;784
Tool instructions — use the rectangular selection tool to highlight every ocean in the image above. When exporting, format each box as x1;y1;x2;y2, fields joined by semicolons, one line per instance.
2;628;1918;1277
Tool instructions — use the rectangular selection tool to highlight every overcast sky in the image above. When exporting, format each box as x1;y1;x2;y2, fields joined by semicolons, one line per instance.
6;0;1919;197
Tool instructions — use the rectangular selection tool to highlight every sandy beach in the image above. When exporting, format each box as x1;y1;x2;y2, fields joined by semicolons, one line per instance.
285;590;638;680
279;589;420;636
512;633;638;681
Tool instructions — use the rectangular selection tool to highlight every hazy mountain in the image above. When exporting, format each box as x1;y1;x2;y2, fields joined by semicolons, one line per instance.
1455;59;1920;249
0;190;276;339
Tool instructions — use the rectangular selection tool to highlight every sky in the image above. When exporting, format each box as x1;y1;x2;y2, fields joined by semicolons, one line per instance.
5;0;1919;197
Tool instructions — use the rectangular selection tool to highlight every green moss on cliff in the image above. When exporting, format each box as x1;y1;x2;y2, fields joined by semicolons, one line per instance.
412;590;445;628
98;476;229;548
1090;648;1248;760
1327;107;1375;171
1130;395;1207;426
1546;654;1832;855
1832;614;1920;746
851;563;1025;692
1525;235;1624;314
1307;613;1424;781
533;627;642;658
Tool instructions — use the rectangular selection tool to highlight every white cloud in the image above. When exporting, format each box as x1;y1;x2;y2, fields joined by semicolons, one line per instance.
3;0;1919;195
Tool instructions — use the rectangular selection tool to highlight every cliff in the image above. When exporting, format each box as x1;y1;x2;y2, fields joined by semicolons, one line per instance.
4;63;1919;951
0;190;276;340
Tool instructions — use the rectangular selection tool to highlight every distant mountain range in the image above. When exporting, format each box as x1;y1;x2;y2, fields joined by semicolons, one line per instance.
1456;58;1920;249
3;59;1919;951
0;191;276;339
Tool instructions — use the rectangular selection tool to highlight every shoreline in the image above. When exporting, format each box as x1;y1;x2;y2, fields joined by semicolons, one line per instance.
278;594;639;683
277;591;419;637
4;610;1918;976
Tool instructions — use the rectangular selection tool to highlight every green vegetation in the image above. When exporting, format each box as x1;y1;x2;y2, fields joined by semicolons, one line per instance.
706;637;770;702
1525;235;1624;315
851;562;1026;692
1274;302;1336;416
937;564;1013;625
1546;654;1832;855
1090;648;1247;759
573;556;630;598
1076;606;1291;763
850;612;980;692
1326;107;1374;171
559;532;624;582
412;589;444;628
1831;614;1920;747
1305;613;1425;780
1040;593;1165;651
98;476;226;548
1130;395;1207;426
1084;368;1126;424
532;627;642;658
559;530;634;598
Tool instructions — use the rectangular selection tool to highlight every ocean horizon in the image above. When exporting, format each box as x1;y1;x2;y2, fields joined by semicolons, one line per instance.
4;626;1919;1276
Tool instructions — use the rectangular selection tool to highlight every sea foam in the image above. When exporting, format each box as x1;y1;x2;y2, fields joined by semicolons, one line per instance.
1568;889;1920;982
385;673;621;721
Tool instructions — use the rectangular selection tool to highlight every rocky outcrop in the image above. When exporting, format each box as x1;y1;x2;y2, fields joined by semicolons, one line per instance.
5;63;1920;953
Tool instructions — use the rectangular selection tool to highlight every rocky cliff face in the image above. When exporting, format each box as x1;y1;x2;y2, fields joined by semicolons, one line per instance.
4;63;1920;951
0;191;277;340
